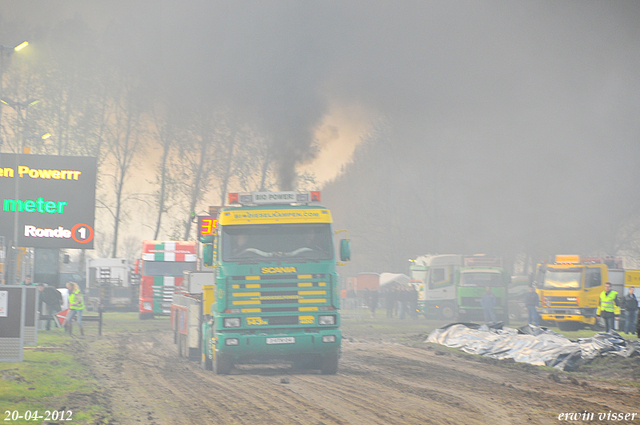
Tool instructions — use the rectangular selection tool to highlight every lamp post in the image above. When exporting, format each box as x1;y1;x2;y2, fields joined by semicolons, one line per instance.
0;41;29;144
0;42;29;285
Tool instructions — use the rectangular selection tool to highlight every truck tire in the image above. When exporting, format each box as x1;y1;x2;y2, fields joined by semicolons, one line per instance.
202;354;213;371
440;303;456;321
177;334;185;357
214;353;232;375
139;312;154;320
320;351;339;375
558;321;581;332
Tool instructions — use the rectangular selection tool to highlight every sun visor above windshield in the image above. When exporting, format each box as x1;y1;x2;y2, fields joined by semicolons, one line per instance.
219;208;332;225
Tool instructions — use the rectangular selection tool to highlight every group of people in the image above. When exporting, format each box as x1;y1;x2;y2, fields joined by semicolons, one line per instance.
381;284;419;319
521;281;638;335
19;275;86;336
597;283;637;334
340;284;419;319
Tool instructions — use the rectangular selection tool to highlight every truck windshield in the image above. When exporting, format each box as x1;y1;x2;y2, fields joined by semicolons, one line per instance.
143;261;197;276
222;223;333;263
459;272;503;287
411;269;427;282
543;268;582;290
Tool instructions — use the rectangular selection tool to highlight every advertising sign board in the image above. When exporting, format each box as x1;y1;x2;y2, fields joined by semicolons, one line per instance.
0;153;96;249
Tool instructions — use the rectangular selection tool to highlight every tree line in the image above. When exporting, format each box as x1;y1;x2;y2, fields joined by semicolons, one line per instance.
0;18;307;258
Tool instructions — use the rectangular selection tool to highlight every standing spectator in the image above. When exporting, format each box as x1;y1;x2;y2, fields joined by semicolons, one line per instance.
409;285;419;319
391;285;400;318
369;289;379;318
37;283;63;330
347;288;357;310
524;286;540;326
399;286;410;320
363;288;371;313
384;285;395;318
622;287;638;335
597;282;620;333
340;288;347;309
65;281;85;336
481;286;497;323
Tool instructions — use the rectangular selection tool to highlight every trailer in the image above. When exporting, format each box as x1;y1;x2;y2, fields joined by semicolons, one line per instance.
171;271;216;361
85;258;138;311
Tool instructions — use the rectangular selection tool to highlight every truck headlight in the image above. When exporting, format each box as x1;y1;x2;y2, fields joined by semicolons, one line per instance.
322;335;336;343
225;338;239;346
319;315;336;325
223;317;241;328
574;310;581;315
143;302;151;311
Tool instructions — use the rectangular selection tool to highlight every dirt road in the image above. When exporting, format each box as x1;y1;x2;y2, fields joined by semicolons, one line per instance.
72;323;640;425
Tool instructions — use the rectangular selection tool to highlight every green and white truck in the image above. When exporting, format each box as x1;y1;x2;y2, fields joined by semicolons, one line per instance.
410;254;509;321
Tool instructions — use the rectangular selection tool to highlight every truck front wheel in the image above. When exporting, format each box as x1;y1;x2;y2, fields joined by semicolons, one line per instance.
202;353;213;371
320;351;339;375
440;303;456;321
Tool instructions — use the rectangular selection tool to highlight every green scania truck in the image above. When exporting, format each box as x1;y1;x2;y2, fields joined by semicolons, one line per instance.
172;191;350;375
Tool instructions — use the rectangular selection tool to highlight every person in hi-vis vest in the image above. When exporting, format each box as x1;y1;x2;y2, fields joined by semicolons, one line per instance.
596;282;620;333
66;281;85;336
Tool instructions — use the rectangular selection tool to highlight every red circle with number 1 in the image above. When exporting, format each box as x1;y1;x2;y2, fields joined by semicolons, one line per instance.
71;223;94;243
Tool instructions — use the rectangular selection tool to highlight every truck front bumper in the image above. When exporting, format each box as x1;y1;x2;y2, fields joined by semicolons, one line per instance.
215;329;341;363
540;310;596;325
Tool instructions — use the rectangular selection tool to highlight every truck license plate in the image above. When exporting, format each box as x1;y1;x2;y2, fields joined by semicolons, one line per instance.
266;337;295;345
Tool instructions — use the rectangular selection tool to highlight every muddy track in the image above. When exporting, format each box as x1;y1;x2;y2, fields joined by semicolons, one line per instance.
79;330;640;425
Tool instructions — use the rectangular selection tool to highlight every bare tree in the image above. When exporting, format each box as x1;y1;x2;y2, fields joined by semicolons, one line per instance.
176;109;221;240
103;76;146;257
149;104;183;239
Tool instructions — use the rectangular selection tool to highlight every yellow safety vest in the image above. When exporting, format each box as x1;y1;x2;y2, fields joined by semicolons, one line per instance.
596;290;620;315
69;290;85;310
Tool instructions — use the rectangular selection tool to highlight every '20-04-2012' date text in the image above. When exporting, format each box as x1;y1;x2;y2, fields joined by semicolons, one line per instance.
4;410;73;421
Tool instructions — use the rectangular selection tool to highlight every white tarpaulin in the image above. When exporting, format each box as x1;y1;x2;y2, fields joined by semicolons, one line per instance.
427;323;640;371
379;273;411;288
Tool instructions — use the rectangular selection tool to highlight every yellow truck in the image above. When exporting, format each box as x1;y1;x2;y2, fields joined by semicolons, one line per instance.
537;255;640;331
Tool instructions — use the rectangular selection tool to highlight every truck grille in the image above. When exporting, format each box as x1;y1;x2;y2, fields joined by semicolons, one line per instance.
226;273;332;328
547;296;578;307
460;297;481;307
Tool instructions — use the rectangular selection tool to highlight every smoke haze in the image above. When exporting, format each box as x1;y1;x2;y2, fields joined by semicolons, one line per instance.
1;1;639;266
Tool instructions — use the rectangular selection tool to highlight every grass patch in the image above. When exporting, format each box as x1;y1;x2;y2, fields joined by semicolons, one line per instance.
0;312;171;424
0;331;105;424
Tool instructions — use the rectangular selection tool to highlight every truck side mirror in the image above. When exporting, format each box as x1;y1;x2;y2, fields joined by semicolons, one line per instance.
340;239;351;262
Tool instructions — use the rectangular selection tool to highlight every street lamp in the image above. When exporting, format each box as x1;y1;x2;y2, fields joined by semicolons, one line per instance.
0;41;29;144
0;41;29;54
0;41;29;285
19;131;51;153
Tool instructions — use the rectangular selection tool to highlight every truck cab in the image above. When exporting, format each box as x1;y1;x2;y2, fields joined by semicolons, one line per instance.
201;191;349;375
410;254;509;321
538;255;622;331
